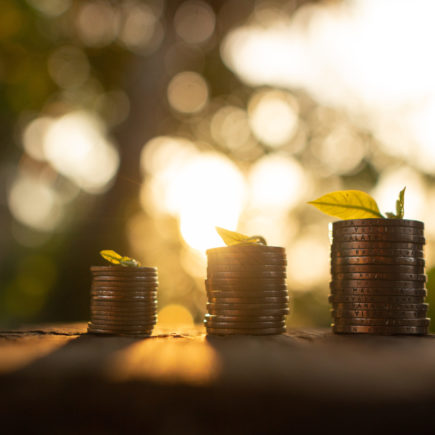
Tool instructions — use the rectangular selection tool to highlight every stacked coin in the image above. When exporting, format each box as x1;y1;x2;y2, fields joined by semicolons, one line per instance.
330;219;429;335
204;245;289;335
88;265;158;336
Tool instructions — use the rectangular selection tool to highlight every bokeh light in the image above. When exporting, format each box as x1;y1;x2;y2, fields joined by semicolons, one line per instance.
167;71;209;114
174;1;216;45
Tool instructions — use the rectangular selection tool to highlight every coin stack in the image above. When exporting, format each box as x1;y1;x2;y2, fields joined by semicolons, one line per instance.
204;245;289;335
330;218;429;335
88;265;158;336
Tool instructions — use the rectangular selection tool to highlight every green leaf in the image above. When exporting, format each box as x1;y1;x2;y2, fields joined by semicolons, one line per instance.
100;250;140;267
308;190;384;220
216;227;267;246
385;187;406;219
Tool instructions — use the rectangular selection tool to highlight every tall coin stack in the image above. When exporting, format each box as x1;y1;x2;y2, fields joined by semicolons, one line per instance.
330;219;429;335
204;245;289;335
88;265;158;336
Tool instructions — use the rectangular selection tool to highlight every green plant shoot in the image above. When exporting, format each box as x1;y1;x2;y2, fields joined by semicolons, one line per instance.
100;250;141;267
216;227;267;246
308;188;406;220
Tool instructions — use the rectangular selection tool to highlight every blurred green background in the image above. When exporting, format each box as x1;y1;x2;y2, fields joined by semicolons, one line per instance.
1;0;435;329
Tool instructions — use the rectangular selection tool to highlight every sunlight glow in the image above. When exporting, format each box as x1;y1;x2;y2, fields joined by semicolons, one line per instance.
44;111;120;193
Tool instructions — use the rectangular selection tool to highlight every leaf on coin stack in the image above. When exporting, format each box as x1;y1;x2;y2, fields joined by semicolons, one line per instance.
308;190;384;220
100;250;141;267
216;227;267;246
385;187;406;219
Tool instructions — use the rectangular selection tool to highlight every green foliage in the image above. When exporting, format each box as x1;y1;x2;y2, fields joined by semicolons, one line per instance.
385;187;406;219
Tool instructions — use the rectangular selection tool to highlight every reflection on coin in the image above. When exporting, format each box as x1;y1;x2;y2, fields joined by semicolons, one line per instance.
332;309;427;318
332;241;424;250
208;271;287;279
332;317;430;327
332;219;424;228
331;302;427;311
332;233;425;243
207;246;286;255
91;310;157;319
332;272;426;281
207;264;287;272
330;264;423;274
328;294;425;303
208;296;289;304
92;275;158;282
331;256;425;266
204;313;285;322
332;248;424;258
88;324;153;336
330;280;426;289
206;290;288;298
207;308;289;316
206;326;286;335
333;226;424;235
331;324;428;335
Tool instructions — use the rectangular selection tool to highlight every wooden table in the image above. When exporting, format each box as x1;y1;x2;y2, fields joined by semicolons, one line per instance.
1;324;435;433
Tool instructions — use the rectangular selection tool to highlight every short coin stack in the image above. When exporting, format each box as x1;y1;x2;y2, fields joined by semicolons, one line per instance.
330;219;429;335
88;265;158;336
204;245;289;335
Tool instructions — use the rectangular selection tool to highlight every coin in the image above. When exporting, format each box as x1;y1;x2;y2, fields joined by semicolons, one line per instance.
207;264;287;273
332;248;424;258
206;290;288;298
331;324;428;335
206;326;286;335
332;233;425;243
91;265;157;273
92;275;158;282
331;241;424;250
205;281;286;291
208;271;287;279
331;256;425;266
331;265;423;274
207;258;287;267
207;246;286;255
204;313;285;321
91;295;158;301
330;280;425;289
91;311;157;320
331;302;428;311
333;226;424;235
208;296;289;304
332;272;426;281
91;289;157;295
332;309;427;318
92;280;158;287
332;317;430;327
328;294;425;303
89;320;156;329
87;324;153;335
91;318;157;326
332;219;424;228
204;319;286;329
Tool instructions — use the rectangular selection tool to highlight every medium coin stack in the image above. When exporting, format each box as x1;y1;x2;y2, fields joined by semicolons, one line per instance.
204;245;289;335
88;265;158;336
330;218;429;335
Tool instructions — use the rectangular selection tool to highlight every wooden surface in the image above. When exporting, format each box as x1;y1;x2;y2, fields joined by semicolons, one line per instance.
1;324;435;433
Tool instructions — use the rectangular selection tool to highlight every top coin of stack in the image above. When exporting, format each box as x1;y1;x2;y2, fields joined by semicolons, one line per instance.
88;265;158;336
205;245;289;335
329;219;429;335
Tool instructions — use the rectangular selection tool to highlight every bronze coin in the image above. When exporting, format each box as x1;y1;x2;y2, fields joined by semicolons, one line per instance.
332;248;424;258
328;294;425;303
206;246;286;255
89;320;156;329
90;317;157;326
331;241;424;250
204;319;286;329
332;317;430;327
330;264;424;274
331;256;425;266
331;302;428;311
332;219;424;228
332;272;426;281
204;313;285;322
92;275;158;282
87;324;153;336
331;309;427;319
205;281;287;291
332;233;425;243
330;280;425;289
206;290;288;298
331;324;428;335
208;271;287;279
207;264;287;273
206;326;286;335
91;265;157;273
91;289;157;296
333;226;424;235
208;296;289;304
